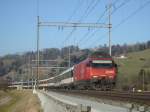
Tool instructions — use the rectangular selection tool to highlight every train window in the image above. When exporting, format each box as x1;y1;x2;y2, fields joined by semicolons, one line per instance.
91;60;113;68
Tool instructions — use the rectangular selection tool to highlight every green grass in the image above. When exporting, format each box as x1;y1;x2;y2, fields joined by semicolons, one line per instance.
115;49;150;90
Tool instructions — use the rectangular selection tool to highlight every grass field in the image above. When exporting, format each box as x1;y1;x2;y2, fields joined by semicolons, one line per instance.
0;90;43;112
115;49;150;88
115;49;150;90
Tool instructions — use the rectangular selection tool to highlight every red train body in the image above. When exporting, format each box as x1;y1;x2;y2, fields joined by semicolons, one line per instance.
73;53;117;89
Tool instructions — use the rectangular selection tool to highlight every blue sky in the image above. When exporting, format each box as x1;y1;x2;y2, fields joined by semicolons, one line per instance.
0;0;150;56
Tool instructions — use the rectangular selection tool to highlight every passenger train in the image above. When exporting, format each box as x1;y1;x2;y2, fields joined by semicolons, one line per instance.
39;52;118;90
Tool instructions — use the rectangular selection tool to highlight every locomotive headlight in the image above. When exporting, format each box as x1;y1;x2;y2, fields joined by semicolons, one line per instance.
108;76;114;78
105;70;114;74
92;75;98;78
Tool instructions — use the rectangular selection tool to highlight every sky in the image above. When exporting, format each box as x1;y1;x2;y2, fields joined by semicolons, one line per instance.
0;0;150;56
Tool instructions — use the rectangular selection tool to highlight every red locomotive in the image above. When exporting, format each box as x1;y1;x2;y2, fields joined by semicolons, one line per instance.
73;51;117;90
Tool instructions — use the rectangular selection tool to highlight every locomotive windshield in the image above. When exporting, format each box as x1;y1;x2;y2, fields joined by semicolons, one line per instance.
91;60;113;68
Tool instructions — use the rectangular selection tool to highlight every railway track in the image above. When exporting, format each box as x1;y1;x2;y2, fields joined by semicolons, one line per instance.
50;89;150;105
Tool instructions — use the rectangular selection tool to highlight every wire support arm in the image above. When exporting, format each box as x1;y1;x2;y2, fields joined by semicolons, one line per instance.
39;22;110;28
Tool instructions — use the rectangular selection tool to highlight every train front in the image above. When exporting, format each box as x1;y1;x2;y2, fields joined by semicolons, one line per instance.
87;54;117;89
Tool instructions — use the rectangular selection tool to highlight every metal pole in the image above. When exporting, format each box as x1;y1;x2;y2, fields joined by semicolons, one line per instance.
31;68;33;89
108;3;112;56
28;55;30;89
37;16;40;89
143;70;145;91
68;47;71;68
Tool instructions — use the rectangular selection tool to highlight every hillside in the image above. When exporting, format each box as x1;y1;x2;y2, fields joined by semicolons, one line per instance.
115;49;150;90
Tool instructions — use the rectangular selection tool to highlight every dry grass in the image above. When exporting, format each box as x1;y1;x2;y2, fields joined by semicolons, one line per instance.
0;90;43;112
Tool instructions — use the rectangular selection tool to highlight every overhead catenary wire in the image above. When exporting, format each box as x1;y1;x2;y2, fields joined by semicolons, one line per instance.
80;0;132;48
75;0;103;46
77;8;108;46
79;0;94;20
73;0;101;46
87;0;150;48
67;0;82;22
79;0;101;22
77;0;121;47
113;0;150;30
112;0;131;14
62;0;101;47
77;0;118;46
63;0;112;48
62;0;85;47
